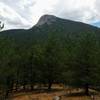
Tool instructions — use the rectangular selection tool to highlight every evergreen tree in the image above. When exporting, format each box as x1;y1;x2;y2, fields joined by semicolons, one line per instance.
68;32;100;95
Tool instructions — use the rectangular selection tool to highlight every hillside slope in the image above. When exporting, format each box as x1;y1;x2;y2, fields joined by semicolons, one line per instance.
0;14;100;44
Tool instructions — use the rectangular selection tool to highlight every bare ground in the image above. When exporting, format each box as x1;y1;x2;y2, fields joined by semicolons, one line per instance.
9;89;100;100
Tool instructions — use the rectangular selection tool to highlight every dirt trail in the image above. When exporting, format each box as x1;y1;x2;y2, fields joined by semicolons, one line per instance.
9;87;100;100
10;91;100;100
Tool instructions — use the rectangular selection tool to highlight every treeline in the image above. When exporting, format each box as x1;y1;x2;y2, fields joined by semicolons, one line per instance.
0;32;100;99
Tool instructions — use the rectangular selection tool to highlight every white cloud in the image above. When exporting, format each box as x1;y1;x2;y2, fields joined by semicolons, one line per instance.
53;0;96;22
0;1;31;30
0;0;100;30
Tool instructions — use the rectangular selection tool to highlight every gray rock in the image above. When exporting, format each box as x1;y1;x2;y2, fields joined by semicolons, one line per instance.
36;15;57;26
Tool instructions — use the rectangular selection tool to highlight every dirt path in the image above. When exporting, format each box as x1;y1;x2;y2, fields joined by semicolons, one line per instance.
9;87;100;100
10;91;100;100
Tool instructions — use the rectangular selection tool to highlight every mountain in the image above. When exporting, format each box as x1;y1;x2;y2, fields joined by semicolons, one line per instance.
35;15;57;26
0;14;100;45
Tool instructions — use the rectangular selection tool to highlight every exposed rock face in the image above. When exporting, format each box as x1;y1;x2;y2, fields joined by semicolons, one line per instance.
36;14;57;26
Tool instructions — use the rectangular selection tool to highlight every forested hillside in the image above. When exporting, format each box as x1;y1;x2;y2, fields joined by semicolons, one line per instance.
0;15;100;99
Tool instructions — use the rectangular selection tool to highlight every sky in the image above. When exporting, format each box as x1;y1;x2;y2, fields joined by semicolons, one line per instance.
0;0;100;30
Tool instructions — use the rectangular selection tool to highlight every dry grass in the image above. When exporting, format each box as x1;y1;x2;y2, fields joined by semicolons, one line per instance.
10;91;100;100
9;85;100;100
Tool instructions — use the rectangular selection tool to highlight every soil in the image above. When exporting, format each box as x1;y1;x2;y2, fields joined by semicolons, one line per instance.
10;89;100;100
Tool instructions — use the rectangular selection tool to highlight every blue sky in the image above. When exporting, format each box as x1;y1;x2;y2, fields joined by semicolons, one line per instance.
92;22;100;27
0;0;100;30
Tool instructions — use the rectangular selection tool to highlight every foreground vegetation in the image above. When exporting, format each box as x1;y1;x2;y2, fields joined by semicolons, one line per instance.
0;31;100;100
0;20;100;100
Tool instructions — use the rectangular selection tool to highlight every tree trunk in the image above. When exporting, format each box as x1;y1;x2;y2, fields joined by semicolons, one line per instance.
84;84;89;95
15;84;18;91
5;89;9;99
30;84;34;91
48;82;52;90
23;84;26;90
15;80;19;91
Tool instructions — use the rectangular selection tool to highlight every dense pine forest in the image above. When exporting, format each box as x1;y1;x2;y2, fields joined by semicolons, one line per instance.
0;15;100;99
